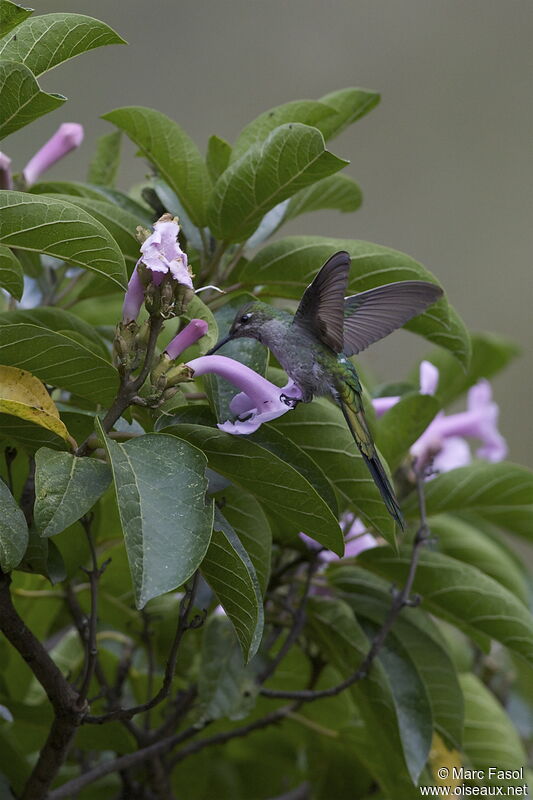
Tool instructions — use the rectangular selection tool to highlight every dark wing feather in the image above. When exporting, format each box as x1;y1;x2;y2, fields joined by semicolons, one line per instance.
293;251;350;352
342;281;443;356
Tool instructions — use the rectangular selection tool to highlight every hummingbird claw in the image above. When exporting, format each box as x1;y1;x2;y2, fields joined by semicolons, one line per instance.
280;393;300;409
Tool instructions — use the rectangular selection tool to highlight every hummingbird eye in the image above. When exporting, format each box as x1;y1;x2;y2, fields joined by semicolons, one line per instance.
240;313;252;324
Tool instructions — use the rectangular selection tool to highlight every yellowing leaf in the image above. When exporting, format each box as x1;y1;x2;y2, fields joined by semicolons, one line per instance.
0;365;72;446
428;732;462;791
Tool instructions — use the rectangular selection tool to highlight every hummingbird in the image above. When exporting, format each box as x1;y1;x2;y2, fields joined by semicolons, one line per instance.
208;252;443;528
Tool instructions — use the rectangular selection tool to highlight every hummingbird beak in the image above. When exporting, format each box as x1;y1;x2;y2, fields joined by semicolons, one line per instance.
206;334;232;355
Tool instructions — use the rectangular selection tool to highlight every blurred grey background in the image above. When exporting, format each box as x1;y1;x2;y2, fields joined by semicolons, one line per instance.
5;0;533;465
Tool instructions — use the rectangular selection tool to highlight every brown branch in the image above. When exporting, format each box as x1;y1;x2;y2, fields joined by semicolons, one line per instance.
85;572;201;724
259;467;430;702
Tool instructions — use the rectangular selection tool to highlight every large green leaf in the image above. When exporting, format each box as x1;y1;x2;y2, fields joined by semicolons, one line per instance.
0;0;33;39
214;484;271;595
307;596;420;798
164;423;344;555
97;424;214;608
203;293;268;423
231;100;337;162
206;134;232;182
0;413;69;452
242;236;470;366
0;479;28;571
283;174;362;223
87;130;122;187
414;331;521;408
197;615;257;721
201;509;263;661
0;13;125;77
403;461;533;539
330;572;464;750
208;124;348;243
460;674;527;786
0;324;118;405
429;514;529;605
0;245;23;300
0;192;127;290
102;106;212;227
34;448;111;537
318;87;381;140
358;546;533;665
271;398;396;546
375;393;439;472
0;61;65;140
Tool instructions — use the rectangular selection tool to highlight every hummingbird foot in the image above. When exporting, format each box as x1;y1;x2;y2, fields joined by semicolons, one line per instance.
280;393;300;409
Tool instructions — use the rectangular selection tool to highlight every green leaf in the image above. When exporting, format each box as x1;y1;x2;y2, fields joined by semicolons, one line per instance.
208;124;348;243
331;574;464;749
231;100;337;162
429;514;529;604
0;1;33;39
271;398;396;547
414;331;521;408
102;106;212;227
87;130;122;187
198;615;257;720
17;527;65;583
307;596;420;798
46;193;140;266
201;509;264;661
0;61;65;140
203;293;267;423
0;412;68;452
460;673;527;783
97;423;214;609
403;461;533;539
283;174;362;223
0;323;118;405
0;13;125;77
34;448;111;537
0;192;127;290
242;236;470;367
0;479;28;571
0;245;23;300
358;546;533;665
376;393;439;471
213;485;271;595
206;134;232;182
164;423;344;555
318;87;381;140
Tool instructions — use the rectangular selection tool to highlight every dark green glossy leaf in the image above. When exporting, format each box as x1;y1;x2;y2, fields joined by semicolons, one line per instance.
0;192;127;290
208;124;348;243
375;393;439;472
98;423;214;608
102;106;212;227
242;236;470;367
164;423;344;555
0;478;28;571
201;509;263;660
358;546;533;665
17;528;66;583
0;245;23;300
0;13;125;77
87;130;122;187
34;448;111;537
0;413;69;452
0;61;64;140
214;484;271;594
403;461;533;539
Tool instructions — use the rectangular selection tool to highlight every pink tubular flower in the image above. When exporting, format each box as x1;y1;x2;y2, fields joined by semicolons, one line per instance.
122;216;193;323
0;153;13;190
186;354;302;434
373;360;507;473
23;123;84;187
165;319;209;360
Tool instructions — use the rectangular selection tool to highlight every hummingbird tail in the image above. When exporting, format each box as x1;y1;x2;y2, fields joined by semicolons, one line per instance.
336;387;405;530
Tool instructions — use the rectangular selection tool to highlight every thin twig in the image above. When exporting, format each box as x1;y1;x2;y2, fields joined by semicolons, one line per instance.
260;467;431;702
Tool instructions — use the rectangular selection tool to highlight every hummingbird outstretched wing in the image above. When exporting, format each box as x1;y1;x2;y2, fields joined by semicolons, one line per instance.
342;281;443;356
293;251;350;352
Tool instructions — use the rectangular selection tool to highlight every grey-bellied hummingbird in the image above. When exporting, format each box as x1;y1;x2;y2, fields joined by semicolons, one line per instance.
208;252;443;528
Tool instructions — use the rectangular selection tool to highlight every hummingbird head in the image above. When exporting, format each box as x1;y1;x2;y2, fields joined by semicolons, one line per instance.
207;300;274;353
